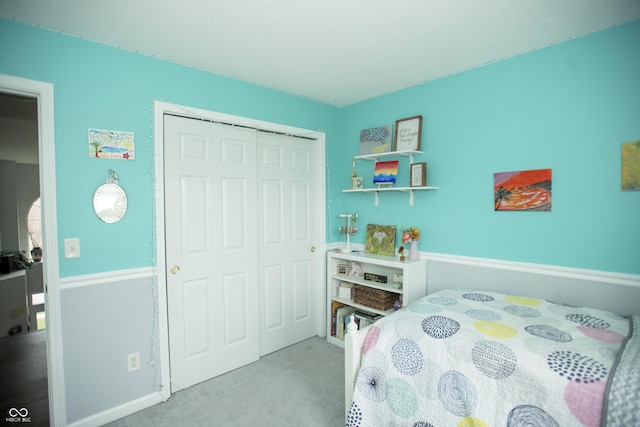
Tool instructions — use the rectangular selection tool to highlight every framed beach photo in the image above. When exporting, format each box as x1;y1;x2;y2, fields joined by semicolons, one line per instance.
394;115;422;151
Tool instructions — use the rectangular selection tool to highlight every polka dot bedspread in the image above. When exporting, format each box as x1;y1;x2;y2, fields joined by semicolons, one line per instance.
347;289;634;427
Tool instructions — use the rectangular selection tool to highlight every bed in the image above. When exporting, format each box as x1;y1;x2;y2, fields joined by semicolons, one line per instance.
344;288;639;426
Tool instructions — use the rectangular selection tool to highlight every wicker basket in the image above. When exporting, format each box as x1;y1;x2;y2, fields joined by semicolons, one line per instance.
353;284;396;311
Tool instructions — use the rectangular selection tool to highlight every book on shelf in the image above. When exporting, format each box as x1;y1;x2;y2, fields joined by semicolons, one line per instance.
331;301;346;338
352;310;383;330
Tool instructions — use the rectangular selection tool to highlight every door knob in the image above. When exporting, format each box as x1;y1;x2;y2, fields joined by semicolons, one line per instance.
310;246;316;252
171;265;180;274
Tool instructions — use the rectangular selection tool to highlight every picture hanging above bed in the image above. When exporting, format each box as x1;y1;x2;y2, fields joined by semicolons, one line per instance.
365;224;396;256
494;168;552;211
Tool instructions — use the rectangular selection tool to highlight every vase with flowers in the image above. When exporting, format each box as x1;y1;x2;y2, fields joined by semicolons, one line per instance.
398;246;405;261
402;227;420;260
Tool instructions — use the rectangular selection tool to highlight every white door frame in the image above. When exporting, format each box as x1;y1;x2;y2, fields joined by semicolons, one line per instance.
153;101;327;396
0;74;66;426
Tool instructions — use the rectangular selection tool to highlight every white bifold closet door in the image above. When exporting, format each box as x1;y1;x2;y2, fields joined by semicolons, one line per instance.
164;115;319;390
257;132;319;356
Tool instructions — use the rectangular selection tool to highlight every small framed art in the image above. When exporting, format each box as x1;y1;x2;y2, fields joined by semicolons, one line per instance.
410;162;427;187
360;125;393;155
394;115;422;151
365;224;396;256
338;283;353;299
622;141;640;191
373;160;399;187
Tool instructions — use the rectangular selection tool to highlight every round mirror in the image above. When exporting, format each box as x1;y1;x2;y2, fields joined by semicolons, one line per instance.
93;183;128;223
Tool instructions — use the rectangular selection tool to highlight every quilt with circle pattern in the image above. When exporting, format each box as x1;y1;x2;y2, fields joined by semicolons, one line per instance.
347;288;636;427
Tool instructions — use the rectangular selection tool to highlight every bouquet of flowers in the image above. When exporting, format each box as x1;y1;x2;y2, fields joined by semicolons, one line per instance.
402;227;420;243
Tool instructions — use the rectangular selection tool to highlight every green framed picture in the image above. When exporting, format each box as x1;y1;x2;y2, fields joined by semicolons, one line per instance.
365;224;396;256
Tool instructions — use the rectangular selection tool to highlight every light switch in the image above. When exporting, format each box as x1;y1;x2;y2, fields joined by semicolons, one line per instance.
64;238;80;258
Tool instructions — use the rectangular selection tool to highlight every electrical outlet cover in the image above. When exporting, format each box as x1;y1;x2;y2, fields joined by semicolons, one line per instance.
127;352;140;372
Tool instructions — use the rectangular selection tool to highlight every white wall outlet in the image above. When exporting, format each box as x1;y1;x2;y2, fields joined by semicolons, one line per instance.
127;352;140;372
64;238;80;258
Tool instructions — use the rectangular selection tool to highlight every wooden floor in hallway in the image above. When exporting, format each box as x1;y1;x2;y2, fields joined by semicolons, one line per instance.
0;330;49;426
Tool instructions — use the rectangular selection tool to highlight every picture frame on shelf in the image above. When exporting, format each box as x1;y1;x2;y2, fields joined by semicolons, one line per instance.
360;125;393;155
373;160;399;187
410;162;427;187
338;283;353;299
394;115;422;151
365;224;396;256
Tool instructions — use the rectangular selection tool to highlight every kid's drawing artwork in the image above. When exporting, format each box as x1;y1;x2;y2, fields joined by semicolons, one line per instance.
373;160;399;186
88;128;135;160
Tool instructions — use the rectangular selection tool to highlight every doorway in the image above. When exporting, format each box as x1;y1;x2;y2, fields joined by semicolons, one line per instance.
0;74;64;426
154;102;327;393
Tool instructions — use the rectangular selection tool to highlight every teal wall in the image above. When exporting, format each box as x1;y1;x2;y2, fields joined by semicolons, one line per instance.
1;18;639;278
336;20;640;275
0;18;339;277
1;15;638;424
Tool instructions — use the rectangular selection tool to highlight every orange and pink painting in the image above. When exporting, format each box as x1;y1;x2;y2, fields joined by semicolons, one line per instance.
494;168;552;211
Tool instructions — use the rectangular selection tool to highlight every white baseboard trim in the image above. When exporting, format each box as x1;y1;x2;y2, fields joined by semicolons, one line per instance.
425;252;640;288
67;392;164;427
59;266;156;290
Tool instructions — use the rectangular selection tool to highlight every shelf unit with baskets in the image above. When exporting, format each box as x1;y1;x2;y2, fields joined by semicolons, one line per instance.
326;250;427;348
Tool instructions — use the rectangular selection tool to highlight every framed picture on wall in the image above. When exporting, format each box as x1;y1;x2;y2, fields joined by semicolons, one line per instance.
394;115;422;151
494;168;552;211
622;141;640;191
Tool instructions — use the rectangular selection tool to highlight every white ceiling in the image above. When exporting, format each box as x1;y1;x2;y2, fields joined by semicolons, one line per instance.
1;0;639;107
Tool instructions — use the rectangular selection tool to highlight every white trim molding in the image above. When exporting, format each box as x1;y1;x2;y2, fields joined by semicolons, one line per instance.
67;392;162;427
0;74;65;426
425;252;640;288
424;251;640;315
59;266;155;290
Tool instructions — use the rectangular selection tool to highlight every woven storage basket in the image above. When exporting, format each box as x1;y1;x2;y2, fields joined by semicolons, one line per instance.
353;284;396;311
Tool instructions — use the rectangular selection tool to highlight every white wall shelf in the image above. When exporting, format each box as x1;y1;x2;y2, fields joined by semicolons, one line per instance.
348;150;438;205
342;186;439;206
355;149;422;164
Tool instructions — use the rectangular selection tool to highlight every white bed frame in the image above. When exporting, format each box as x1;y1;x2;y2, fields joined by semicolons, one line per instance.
342;254;640;414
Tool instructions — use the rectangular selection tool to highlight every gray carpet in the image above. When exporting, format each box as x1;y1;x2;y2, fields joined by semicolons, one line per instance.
107;336;345;427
